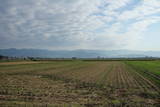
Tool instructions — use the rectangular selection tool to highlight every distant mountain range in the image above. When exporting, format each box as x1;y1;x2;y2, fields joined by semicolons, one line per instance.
0;48;160;58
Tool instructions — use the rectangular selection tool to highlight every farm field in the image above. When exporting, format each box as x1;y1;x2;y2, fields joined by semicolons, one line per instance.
0;60;159;107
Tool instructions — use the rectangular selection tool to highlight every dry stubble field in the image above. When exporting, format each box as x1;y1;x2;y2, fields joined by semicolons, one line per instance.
0;60;159;107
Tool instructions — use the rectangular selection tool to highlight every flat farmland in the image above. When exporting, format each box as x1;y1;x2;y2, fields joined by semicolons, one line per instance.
0;60;159;107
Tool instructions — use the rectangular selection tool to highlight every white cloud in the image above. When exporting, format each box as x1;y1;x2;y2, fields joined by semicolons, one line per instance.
106;0;132;10
0;0;160;50
118;0;160;21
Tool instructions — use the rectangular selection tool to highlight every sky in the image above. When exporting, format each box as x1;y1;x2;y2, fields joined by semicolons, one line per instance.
0;0;160;51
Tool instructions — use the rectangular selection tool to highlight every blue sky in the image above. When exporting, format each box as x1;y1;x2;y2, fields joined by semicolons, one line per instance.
0;0;160;51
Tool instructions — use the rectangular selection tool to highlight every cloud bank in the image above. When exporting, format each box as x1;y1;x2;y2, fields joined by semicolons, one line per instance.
0;0;160;50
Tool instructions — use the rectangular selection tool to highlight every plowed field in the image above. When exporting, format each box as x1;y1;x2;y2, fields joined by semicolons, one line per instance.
0;60;159;107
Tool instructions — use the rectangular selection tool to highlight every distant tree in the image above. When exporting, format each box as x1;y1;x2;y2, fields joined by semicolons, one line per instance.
0;55;3;60
27;57;37;61
72;57;77;60
0;55;8;60
97;56;101;59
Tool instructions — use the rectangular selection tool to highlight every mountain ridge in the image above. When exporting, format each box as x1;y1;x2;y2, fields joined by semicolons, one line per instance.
0;48;160;58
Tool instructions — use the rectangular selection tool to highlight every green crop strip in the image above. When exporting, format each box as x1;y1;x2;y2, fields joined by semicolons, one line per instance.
124;61;160;87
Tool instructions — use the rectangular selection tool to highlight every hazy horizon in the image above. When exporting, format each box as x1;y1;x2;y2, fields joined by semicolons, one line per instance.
0;0;160;51
1;48;160;52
